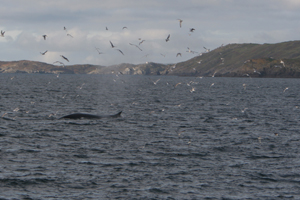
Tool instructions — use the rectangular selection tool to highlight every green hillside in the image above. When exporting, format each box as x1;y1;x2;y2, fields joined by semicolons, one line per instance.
168;40;300;77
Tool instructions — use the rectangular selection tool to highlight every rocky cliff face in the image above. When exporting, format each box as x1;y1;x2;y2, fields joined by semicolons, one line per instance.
2;41;300;77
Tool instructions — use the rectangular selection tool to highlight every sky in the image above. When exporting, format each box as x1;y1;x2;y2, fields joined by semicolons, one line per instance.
1;0;300;66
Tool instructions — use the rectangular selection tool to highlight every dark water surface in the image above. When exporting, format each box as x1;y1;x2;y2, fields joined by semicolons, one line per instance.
1;74;300;199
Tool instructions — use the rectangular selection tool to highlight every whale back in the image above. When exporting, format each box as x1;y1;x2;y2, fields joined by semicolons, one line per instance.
59;111;122;119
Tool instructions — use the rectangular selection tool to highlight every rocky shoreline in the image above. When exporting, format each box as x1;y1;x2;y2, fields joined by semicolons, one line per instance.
2;41;300;78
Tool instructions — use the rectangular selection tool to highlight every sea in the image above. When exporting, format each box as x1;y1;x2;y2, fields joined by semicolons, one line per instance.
0;73;300;199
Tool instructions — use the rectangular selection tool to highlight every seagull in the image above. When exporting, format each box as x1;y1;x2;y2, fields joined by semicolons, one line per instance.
1;30;5;37
176;127;185;136
95;47;104;54
190;28;195;32
190;87;196;93
212;71;217;77
122;26;128;29
60;55;69;62
177;19;183;28
283;87;289;92
42;35;47;40
67;34;73;38
64;26;67;31
160;53;166;57
129;43;142;51
253;68;261;75
40;50;48;55
203;47;210;52
258;137;262;144
116;49;124;55
186;47;198;54
110;41;116;48
152;79;160;85
139;40;145;45
174;82;181;88
106;26;108;30
243;83;247;90
176;53;182;57
280;60;285;67
165;34;170;42
53;61;65;67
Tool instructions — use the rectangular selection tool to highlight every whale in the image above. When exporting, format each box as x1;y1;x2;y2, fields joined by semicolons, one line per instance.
59;111;122;119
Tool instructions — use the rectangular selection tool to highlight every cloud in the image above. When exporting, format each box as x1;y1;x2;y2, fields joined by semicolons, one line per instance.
0;0;300;65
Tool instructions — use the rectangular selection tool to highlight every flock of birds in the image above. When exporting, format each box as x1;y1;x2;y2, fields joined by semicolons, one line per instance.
1;19;208;67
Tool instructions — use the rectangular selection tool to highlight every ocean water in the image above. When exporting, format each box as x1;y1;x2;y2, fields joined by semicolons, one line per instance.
0;73;300;199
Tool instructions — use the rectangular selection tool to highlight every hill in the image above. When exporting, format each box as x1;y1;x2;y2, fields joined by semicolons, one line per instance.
167;40;300;77
2;40;300;77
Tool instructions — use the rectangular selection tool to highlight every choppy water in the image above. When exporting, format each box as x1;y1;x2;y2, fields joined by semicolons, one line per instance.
1;73;300;199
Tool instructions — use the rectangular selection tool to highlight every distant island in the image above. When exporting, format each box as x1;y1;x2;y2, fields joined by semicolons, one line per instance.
1;40;300;78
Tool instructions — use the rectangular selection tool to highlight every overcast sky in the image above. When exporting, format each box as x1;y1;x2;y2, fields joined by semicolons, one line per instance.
1;0;300;66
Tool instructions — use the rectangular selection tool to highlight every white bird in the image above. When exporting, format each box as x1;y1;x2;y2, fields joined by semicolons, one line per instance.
53;61;65;67
152;79;160;85
129;43;142;51
280;60;285;67
190;87;196;93
40;50;48;55
1;30;5;37
186;47;198;54
95;47;104;55
203;47;210;52
212;71;217;77
177;19;183;28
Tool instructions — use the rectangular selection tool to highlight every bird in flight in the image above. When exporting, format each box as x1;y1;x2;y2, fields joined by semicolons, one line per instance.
67;34;73;38
95;47;104;55
1;30;5;37
176;53;182;57
116;49;124;55
53;61;65;67
40;50;48;55
190;28;195;32
60;55;69;62
139;40;145;45
42;35;47;40
177;19;183;28
110;41;116;48
165;34;170;42
129;43;142;51
186;47;198;54
152;79;160;85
